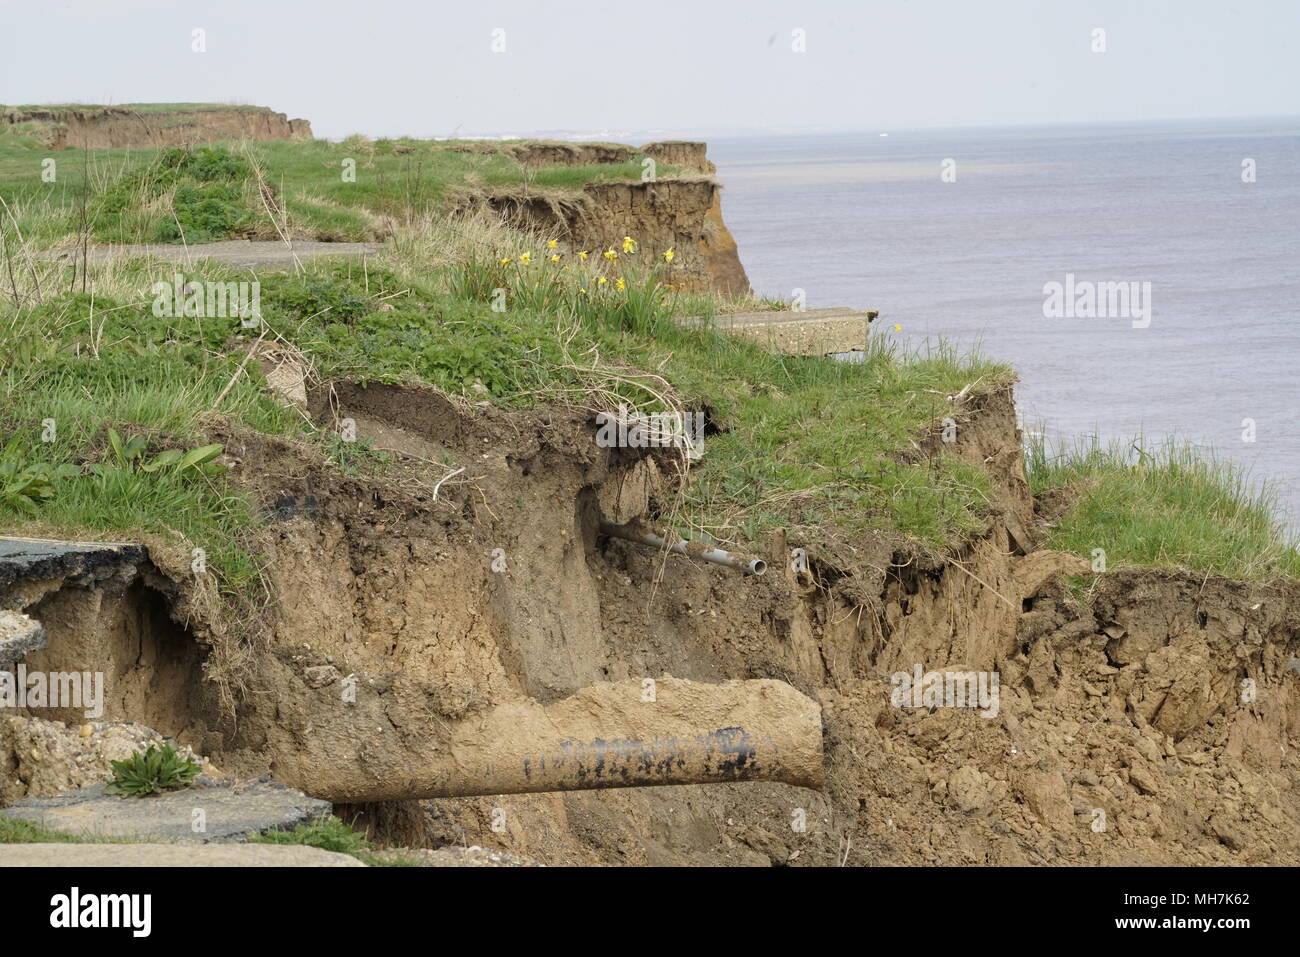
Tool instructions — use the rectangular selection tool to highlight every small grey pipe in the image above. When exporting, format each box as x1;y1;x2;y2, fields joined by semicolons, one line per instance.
599;520;766;575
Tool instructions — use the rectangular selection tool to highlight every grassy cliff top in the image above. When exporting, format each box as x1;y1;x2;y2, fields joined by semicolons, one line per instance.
1;103;276;114
0;235;1012;597
0;142;1294;597
0;137;681;247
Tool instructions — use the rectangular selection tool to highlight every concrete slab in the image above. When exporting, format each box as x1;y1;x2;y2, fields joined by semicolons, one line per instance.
689;307;878;356
0;537;144;595
0;780;331;844
0;843;364;866
0;610;47;669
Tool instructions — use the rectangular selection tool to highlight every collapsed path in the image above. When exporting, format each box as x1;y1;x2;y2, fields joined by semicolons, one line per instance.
41;239;387;270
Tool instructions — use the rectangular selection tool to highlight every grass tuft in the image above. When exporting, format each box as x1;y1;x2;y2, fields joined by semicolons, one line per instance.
1027;432;1300;580
253;814;370;854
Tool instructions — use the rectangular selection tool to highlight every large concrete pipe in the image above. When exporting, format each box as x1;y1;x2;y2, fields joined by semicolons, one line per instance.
296;677;823;802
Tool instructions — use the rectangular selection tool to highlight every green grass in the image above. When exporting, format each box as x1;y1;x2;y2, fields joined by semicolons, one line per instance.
0;816;87;843
250;813;426;865
252;814;370;854
0;816;137;844
1027;433;1300;580
0;236;1008;608
527;159;663;188
0;136;681;248
5;199;1293;597
669;340;1001;547
0;262;302;602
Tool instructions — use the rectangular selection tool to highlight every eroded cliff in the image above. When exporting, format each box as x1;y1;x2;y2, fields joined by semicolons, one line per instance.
3;381;1295;866
1;104;312;150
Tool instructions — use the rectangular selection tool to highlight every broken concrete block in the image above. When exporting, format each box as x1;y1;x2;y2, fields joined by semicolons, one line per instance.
0;610;47;669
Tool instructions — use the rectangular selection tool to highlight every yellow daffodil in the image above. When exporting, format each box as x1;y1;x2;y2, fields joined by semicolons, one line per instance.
602;248;618;262
578;250;589;261
622;236;636;254
550;254;561;263
519;252;531;264
547;239;558;249
579;288;587;295
893;324;902;331
597;276;607;285
615;277;626;291
663;248;675;263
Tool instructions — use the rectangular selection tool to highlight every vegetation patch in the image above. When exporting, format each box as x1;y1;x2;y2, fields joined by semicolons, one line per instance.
253;813;370;853
105;743;203;797
2;131;1294;642
0;135;679;249
251;813;424;864
0;816;138;844
1027;433;1300;580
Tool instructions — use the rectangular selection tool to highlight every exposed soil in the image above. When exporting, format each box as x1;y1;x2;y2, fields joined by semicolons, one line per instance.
459;140;751;296
4;380;1298;866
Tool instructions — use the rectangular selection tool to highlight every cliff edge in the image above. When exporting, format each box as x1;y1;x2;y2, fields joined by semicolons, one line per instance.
1;104;312;150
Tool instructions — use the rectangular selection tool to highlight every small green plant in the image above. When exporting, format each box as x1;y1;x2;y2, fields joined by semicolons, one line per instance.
104;742;203;797
82;145;255;244
322;434;392;476
94;428;223;477
0;442;79;514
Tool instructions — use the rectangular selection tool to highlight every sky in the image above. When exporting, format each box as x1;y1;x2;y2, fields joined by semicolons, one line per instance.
1;0;1296;139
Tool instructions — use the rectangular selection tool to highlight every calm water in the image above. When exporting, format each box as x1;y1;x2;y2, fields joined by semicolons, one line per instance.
708;119;1300;526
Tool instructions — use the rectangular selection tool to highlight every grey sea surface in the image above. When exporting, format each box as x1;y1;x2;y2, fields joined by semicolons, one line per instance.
709;119;1300;527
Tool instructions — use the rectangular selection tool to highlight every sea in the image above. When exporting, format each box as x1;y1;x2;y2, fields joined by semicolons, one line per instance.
706;118;1300;528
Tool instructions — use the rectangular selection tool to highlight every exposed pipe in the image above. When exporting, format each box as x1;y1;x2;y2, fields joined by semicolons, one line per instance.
599;519;767;575
287;677;824;802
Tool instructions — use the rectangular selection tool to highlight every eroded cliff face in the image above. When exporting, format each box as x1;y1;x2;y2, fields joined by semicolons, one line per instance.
468;141;751;296
1;106;312;150
4;380;1297;866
